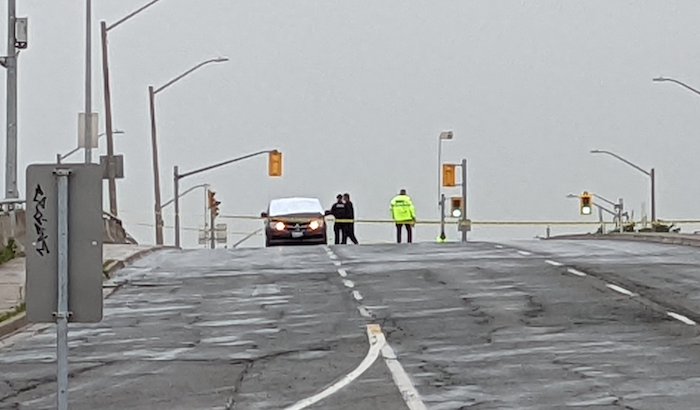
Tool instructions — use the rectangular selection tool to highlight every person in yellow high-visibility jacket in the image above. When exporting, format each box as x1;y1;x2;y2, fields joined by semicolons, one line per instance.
390;189;416;243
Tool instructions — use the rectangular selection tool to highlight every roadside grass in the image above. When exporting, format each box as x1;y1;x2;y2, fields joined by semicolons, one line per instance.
0;302;25;323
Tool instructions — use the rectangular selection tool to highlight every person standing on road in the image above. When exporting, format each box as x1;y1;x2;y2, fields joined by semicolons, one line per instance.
390;189;416;243
326;194;347;245
342;193;359;244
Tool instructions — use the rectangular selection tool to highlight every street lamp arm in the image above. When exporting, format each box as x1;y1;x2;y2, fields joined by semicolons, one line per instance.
590;149;650;176
107;0;161;31
162;183;208;208
154;58;228;94
653;77;700;97
179;150;274;179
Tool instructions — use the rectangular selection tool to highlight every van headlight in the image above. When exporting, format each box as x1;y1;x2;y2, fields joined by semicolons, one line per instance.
273;221;286;231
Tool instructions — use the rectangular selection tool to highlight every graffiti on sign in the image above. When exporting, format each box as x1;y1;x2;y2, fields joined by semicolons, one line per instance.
32;184;49;256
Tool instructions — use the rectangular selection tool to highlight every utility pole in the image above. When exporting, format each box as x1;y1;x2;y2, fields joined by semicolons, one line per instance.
209;205;215;249
173;166;180;248
4;0;18;198
101;21;118;215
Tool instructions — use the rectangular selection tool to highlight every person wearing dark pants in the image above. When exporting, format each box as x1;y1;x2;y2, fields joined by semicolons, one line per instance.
342;193;359;244
327;194;347;245
390;189;416;243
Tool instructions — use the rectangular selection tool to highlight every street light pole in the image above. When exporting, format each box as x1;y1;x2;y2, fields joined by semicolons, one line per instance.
100;0;162;216
4;0;18;199
148;57;228;245
84;0;93;164
590;149;656;222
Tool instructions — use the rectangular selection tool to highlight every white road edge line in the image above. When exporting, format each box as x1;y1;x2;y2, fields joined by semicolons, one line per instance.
337;269;348;278
545;260;563;267
328;254;338;260
606;283;636;297
333;261;342;267
381;341;428;410
567;268;587;277
667;312;697;326
518;250;532;256
284;325;386;410
342;279;355;289
352;290;363;301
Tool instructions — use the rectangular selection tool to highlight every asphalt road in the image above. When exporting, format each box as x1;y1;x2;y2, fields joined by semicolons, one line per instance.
2;239;700;409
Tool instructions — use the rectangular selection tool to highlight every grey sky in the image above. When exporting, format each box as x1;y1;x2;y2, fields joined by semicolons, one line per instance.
4;1;700;245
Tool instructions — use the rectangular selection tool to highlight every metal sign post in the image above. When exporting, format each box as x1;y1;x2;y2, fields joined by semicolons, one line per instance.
460;158;468;243
26;163;103;410
55;169;70;410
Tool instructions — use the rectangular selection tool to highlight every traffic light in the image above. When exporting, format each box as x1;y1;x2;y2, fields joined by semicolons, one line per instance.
442;164;456;187
208;190;221;218
580;191;592;215
268;150;283;177
450;196;463;218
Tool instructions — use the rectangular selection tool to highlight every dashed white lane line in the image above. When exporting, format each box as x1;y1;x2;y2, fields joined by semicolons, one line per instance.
606;283;636;297
667;312;697;326
352;290;364;301
494;245;504;249
337;269;348;278
545;260;563;267
328;254;338;260
567;268;587;277
284;325;386;410
333;261;342;267
380;341;429;410
342;279;355;289
518;250;532;256
357;306;372;318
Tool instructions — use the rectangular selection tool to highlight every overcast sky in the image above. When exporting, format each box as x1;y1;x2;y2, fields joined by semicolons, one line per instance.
4;1;700;246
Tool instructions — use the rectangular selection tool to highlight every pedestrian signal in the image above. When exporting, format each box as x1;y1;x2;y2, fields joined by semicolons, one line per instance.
450;196;463;218
268;150;283;177
442;164;456;187
580;192;592;215
208;190;221;218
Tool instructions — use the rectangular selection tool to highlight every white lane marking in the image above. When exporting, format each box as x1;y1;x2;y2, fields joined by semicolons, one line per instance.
494;244;504;249
667;312;697;325
545;260;563;267
285;325;386;410
517;250;532;256
342;279;355;289
606;284;636;297
333;261;342;267
337;269;348;278
352;291;363;301
358;306;372;318
381;343;428;410
567;268;587;277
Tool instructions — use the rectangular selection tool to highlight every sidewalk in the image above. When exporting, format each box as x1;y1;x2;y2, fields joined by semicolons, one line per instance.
0;244;167;338
549;232;700;248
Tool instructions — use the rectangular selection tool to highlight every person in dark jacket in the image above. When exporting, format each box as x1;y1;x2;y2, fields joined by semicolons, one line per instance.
342;193;359;244
326;194;347;245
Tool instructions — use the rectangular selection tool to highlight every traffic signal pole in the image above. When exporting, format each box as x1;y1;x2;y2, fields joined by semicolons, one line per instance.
460;158;467;243
172;149;280;248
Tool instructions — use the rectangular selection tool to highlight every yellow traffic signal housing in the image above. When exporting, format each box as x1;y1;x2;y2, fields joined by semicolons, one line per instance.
208;190;221;217
268;150;283;177
580;191;592;215
450;196;463;218
442;164;456;187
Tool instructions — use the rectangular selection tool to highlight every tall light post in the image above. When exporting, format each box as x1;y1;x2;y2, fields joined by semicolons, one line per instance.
149;57;228;245
437;131;453;241
653;76;700;98
2;0;19;199
590;149;656;222
101;0;162;217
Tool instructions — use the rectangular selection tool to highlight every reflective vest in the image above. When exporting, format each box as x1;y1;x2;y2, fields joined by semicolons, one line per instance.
390;195;416;222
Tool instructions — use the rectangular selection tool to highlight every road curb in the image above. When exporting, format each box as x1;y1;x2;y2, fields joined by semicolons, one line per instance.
0;246;176;339
548;233;700;248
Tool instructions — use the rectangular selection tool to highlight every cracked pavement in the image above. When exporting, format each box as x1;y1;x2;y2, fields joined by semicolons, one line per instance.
2;240;700;409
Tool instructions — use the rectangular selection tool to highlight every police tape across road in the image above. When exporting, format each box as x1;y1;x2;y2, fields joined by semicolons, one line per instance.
219;214;700;227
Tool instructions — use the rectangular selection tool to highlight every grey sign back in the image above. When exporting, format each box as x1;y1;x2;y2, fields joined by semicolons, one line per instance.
26;164;104;323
